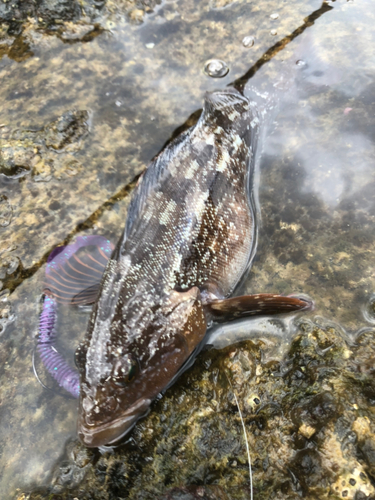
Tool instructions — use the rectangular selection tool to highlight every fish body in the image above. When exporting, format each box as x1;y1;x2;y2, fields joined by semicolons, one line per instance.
75;88;308;447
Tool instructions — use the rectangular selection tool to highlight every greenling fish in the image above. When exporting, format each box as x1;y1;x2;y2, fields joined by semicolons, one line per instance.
70;88;311;447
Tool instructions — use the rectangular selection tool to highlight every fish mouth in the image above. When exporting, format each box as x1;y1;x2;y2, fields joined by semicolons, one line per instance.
78;397;152;448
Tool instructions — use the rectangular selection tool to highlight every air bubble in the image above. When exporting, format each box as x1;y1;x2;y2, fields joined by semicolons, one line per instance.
296;59;307;68
204;59;229;78
242;36;254;48
270;29;277;36
270;13;279;20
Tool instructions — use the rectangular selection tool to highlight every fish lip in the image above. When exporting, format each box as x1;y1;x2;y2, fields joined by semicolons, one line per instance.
78;397;152;448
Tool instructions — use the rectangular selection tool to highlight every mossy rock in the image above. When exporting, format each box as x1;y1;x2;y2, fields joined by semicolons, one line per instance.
19;323;375;499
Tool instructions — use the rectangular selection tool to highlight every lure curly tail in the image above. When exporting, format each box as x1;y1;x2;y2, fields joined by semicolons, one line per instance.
35;235;114;398
37;295;80;399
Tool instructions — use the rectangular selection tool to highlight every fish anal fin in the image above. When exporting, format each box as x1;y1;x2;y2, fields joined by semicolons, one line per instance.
206;293;312;322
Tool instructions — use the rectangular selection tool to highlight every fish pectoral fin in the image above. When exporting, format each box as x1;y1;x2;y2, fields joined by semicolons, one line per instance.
167;288;207;353
205;293;312;322
71;283;101;306
181;298;207;352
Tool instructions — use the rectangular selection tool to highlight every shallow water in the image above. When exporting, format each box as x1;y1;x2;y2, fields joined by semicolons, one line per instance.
1;0;375;497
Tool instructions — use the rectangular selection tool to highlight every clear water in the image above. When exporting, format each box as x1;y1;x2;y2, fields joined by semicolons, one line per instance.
1;0;375;497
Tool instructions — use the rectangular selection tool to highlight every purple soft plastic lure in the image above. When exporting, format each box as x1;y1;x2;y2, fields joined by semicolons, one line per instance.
36;235;114;398
37;295;80;398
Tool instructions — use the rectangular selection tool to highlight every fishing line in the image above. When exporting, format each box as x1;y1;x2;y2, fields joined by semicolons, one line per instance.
32;345;77;400
225;371;253;500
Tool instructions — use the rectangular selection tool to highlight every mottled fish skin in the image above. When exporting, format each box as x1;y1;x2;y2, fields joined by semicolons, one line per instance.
76;89;261;447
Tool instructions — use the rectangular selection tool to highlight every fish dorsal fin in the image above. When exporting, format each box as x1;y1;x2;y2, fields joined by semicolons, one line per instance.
123;130;190;242
43;235;114;305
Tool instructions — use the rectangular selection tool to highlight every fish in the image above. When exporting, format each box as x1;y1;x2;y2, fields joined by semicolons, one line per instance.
69;88;310;447
39;88;311;448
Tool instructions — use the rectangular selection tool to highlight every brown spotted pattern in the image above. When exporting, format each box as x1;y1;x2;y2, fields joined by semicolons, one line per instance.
76;88;260;447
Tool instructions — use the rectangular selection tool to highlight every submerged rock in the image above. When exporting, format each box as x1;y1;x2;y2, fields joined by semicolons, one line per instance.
42;110;89;150
0;0;161;59
19;322;375;499
0;111;88;181
158;485;230;499
0;292;15;336
0;0;162;64
0;0;80;26
0;194;13;226
0;140;36;179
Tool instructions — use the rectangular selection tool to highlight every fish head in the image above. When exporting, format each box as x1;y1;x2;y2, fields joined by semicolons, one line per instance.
76;286;207;447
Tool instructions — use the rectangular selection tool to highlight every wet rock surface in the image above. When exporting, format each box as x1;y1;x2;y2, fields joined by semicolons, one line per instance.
0;0;161;62
0;0;159;27
0;194;13;226
1;0;375;498
157;485;230;500
0;291;15;336
16;324;375;499
0;110;88;181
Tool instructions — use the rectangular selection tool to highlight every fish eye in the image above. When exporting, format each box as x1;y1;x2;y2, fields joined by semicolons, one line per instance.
112;354;139;386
